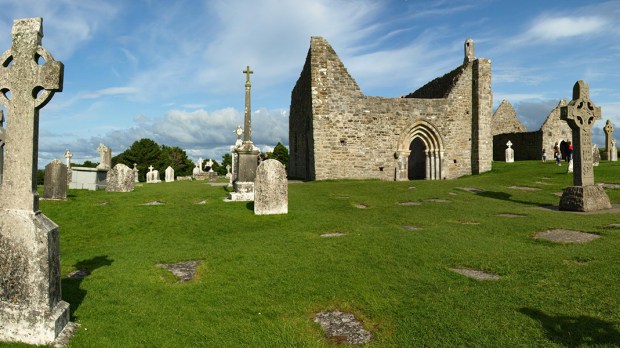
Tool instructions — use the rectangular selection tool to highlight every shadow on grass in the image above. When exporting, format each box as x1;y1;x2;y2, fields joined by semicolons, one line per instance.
246;201;254;211
519;308;620;346
62;255;114;321
475;191;547;207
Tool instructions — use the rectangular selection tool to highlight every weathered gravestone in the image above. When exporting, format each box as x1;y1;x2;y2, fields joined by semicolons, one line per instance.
106;163;135;192
604;119;614;160
592;144;600;166
228;67;259;201
133;163;139;182
559;81;611;212
0;18;72;344
612;139;618;161
165;166;174;182
43;159;67;200
505;140;514;163
254;159;288;215
96;143;112;170
146;165;160;183
205;159;214;173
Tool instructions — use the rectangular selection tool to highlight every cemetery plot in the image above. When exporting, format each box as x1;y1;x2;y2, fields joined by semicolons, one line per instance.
313;311;373;345
533;229;600;243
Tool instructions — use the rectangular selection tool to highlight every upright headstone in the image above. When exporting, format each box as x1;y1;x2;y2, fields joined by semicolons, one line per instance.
604;119;614;160
43;159;67;200
505;140;514;163
63;149;72;168
592;144;600;166
165;166;174;182
133;163;139;182
254;159;288;215
225;164;232;179
96;143;111;170
559;80;611;212
106;163;135;192
146;165;160;183
206;159;214;173
0;18;72;344
228;66;260;201
611;139;618;161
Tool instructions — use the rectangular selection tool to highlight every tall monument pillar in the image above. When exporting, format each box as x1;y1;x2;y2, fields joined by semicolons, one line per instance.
559;80;611;212
228;66;260;201
604;119;614;160
0;18;72;344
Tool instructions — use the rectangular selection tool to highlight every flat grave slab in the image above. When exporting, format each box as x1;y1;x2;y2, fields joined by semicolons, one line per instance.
313;311;372;345
507;186;541;191
533;229;600;243
320;232;346;237
450;268;500;281
398;201;421;206
157;260;202;282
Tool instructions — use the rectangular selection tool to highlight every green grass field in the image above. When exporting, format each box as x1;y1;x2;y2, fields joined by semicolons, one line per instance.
10;160;620;347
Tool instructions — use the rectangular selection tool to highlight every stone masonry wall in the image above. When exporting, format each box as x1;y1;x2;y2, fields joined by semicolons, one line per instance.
492;99;527;135
289;36;493;181
540;100;571;155
493;131;543;161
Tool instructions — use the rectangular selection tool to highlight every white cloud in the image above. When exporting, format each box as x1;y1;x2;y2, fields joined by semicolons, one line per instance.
81;87;140;99
512;15;608;45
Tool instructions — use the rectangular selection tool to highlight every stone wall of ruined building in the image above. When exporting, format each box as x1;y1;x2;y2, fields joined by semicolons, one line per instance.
492;99;527;136
289;36;494;181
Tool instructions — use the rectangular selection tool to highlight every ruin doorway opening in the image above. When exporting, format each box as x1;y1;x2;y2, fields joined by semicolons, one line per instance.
408;138;426;180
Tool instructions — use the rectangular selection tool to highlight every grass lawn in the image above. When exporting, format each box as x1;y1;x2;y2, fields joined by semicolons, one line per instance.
8;160;620;347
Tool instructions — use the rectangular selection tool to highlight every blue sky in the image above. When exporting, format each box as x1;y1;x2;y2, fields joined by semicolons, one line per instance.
1;0;619;166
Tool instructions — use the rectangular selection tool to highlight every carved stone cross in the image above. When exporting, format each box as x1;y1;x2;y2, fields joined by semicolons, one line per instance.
148;165;154;172
0;18;63;212
560;80;601;187
64;148;72;167
242;66;253;144
604;119;614;157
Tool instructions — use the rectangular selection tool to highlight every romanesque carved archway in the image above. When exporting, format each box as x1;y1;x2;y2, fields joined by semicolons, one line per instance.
395;120;444;181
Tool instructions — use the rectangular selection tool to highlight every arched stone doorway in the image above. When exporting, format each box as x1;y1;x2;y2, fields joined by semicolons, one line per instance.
395;120;444;181
408;138;426;180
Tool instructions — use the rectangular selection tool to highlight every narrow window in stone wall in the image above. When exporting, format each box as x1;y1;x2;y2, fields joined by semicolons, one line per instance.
340;138;346;146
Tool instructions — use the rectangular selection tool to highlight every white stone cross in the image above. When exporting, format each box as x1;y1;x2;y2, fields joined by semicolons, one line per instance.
506;140;512;148
64;148;72;167
148;165;154;172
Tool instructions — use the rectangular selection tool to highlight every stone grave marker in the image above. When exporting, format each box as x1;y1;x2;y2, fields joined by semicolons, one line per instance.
228;66;260;201
146;165;160;183
254;159;288;215
96;143;112;170
43;159;67;200
133;163;139;182
611;139;618;161
592;144;600;166
165;166;174;182
63;148;72;168
106;163;135;192
205;159;214;172
505;140;514;163
604;119;614;160
0;17;72;345
559;80;611;211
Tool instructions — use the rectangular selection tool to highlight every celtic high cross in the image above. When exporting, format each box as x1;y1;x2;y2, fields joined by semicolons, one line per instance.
560;80;601;187
0;18;63;212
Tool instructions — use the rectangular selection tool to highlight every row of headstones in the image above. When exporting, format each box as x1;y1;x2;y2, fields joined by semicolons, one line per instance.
504;140;616;164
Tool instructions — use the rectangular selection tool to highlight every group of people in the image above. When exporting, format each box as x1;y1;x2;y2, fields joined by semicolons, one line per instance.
546;141;573;165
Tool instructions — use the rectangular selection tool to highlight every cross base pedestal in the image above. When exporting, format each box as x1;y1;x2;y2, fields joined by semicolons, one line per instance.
559;185;611;212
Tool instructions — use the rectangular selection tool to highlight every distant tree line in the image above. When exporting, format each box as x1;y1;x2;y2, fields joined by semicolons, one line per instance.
37;139;289;184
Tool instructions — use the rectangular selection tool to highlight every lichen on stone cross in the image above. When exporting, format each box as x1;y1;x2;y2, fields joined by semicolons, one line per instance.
560;80;601;187
0;17;63;212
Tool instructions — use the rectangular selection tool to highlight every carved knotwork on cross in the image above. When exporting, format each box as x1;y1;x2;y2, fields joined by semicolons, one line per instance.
560;80;601;187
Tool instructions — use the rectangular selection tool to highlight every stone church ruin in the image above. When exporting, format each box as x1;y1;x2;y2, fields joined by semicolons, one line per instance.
492;100;572;161
288;37;492;181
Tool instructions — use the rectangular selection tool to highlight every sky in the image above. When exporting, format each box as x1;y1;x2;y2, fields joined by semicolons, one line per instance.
1;0;620;167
